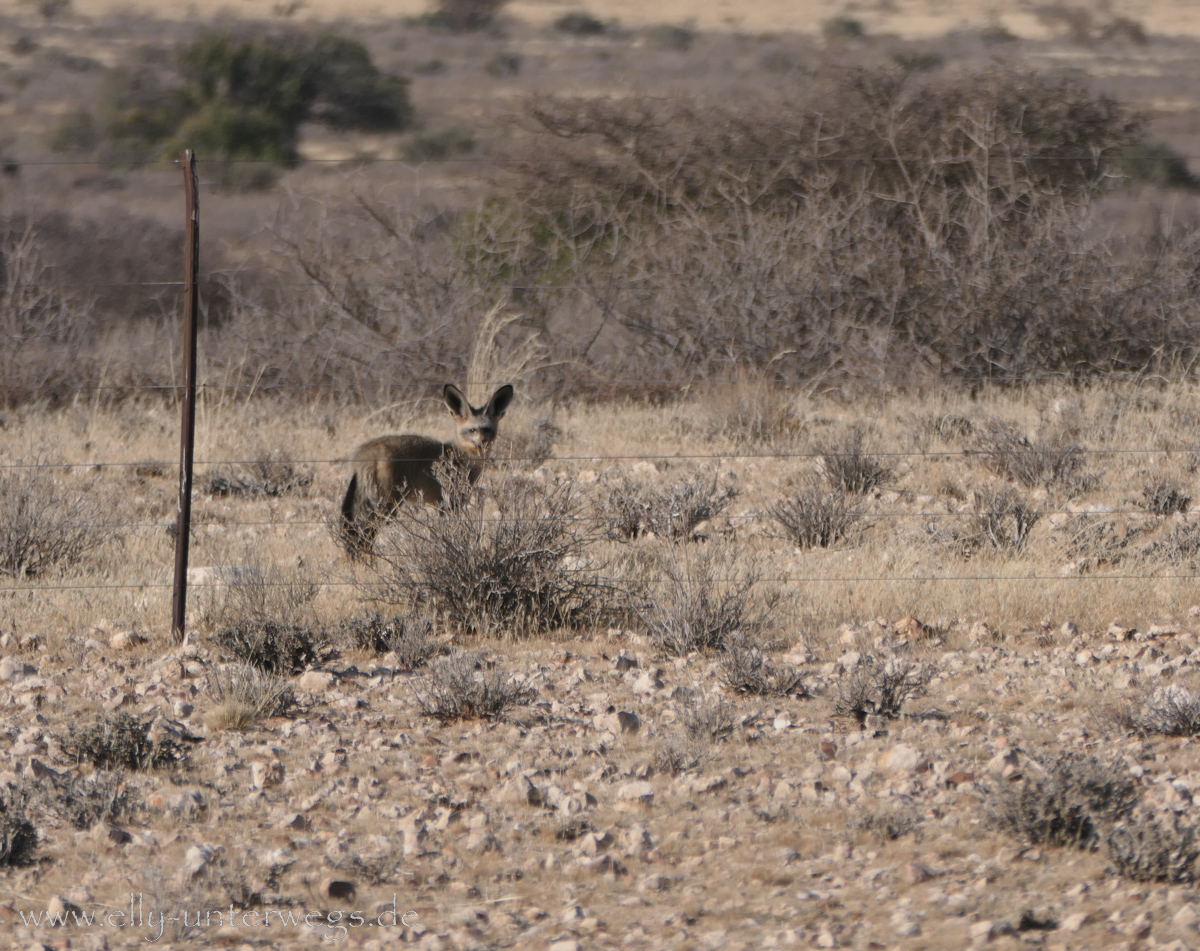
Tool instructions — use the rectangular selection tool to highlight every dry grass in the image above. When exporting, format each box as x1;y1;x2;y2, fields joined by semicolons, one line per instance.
204;663;295;732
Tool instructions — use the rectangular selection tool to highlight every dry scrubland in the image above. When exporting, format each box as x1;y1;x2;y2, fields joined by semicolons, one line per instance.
7;386;1200;948
8;0;1200;949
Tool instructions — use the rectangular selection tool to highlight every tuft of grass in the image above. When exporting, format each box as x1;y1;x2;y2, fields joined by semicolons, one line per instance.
484;52;522;77
962;486;1040;556
421;0;507;31
204;664;295;732
47;109;99;154
891;51;943;71
370;466;605;637
641;544;779;656
60;713;188;770
768;481;864;549
993;752;1138;850
834;653;931;722
412;651;536;721
1107;812;1200;883
817;429;894;495
0;454;115;578
402;125;476;163
1144;521;1200;567
980;24;1018;44
205;555;318;631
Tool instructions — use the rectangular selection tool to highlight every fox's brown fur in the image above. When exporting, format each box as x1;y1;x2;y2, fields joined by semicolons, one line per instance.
339;383;514;555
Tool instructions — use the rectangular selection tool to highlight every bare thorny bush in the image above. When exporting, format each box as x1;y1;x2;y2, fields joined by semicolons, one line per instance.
367;464;608;637
596;468;738;541
970;419;1090;495
768;479;864;550
0;453;116;577
8;64;1200;405
935;486;1040;558
654;695;740;773
412;650;536;722
834;653;932;722
638;543;782;657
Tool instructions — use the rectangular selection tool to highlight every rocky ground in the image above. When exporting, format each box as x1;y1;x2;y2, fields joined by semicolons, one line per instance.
6;387;1200;949
3;612;1200;950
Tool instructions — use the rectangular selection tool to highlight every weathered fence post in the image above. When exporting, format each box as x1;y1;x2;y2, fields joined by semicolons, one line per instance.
171;149;199;642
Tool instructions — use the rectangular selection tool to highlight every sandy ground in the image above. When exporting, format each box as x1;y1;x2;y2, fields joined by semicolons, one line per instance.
51;0;1200;40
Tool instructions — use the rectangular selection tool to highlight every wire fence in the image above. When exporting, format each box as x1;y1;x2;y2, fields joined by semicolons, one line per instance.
5;154;1200;620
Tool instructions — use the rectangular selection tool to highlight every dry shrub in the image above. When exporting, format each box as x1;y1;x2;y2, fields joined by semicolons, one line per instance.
44;771;131;829
486;66;1185;392
1107;812;1200;883
212;622;335;676
207;449;313;498
834;654;932;722
369;467;604;636
597;468;738;541
817;429;894;495
694;382;795;445
204;664;295;732
215;201;482;405
205;556;318;630
1144;522;1200;567
971;420;1089;494
332;612;442;669
1063;514;1130;570
640;544;780;656
1136;476;1190;515
767;481;864;549
412;651;535;721
429;0;507;31
0;455;115;577
960;486;1040;557
654;695;736;773
0;784;36;866
1131;685;1200;736
994;752;1138;850
492;416;562;470
718;637;805;696
856;809;920;841
61;713;188;770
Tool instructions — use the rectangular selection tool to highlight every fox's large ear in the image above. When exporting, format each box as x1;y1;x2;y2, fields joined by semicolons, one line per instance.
486;384;514;419
443;383;470;419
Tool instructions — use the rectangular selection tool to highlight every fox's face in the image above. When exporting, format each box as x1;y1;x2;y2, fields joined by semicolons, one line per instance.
444;383;514;455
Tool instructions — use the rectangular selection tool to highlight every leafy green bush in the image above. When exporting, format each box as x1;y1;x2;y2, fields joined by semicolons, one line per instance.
823;16;865;39
555;12;605;35
101;31;412;168
1119;141;1199;190
47;109;99;153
